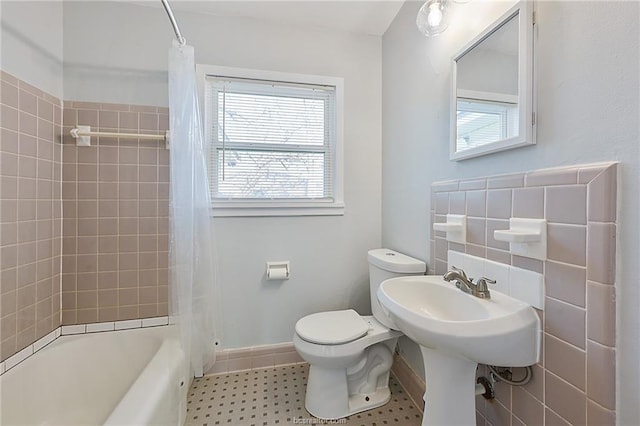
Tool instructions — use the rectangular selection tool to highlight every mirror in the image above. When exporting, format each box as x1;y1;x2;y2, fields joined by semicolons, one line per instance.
450;1;535;161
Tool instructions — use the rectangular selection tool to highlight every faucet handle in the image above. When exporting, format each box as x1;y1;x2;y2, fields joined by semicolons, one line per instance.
477;277;496;286
476;277;496;292
451;266;469;281
475;277;496;299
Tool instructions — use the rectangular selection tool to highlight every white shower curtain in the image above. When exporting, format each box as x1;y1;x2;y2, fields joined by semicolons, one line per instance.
168;41;218;378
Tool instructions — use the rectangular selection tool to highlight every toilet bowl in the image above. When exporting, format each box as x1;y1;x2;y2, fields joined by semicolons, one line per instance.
293;249;426;420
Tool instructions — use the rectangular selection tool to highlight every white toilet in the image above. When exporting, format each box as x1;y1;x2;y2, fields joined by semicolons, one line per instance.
293;249;426;420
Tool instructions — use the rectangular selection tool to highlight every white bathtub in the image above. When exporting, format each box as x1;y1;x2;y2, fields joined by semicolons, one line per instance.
0;325;187;426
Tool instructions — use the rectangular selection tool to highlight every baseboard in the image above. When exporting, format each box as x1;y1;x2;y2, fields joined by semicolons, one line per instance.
391;353;425;413
205;342;305;375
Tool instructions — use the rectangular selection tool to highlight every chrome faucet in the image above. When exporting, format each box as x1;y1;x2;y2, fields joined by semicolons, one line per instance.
443;266;495;299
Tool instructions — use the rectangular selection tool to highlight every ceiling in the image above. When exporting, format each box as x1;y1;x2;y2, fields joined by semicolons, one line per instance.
134;0;405;36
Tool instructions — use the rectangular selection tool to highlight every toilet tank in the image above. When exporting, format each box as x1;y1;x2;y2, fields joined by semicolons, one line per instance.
368;249;426;329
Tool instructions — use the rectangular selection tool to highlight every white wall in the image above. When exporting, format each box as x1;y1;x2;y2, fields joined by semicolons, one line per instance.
0;1;63;98
381;1;639;423
63;2;382;348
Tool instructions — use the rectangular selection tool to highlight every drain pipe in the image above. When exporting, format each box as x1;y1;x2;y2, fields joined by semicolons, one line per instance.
359;345;394;394
475;377;495;399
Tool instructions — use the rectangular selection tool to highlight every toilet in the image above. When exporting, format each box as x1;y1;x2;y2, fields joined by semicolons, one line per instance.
293;249;426;420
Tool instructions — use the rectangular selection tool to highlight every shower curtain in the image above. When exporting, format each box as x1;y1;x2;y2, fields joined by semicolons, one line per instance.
168;41;218;378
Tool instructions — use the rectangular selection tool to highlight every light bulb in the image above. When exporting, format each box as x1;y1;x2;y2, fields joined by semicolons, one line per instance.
427;3;443;27
416;0;450;37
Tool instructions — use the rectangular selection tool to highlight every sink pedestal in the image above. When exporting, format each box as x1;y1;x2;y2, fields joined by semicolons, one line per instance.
420;347;477;426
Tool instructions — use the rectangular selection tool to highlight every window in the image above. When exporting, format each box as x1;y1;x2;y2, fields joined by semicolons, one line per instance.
456;98;518;152
200;66;343;217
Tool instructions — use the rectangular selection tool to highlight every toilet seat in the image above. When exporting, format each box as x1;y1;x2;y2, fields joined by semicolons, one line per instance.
295;309;370;345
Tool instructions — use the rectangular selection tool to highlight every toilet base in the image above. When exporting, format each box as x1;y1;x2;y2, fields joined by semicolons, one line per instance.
305;364;393;420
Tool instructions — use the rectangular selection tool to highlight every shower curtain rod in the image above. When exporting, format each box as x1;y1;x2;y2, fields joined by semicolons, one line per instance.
161;0;186;45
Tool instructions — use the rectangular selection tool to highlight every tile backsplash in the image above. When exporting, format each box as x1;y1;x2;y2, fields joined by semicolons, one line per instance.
429;162;617;426
0;71;63;362
61;101;169;325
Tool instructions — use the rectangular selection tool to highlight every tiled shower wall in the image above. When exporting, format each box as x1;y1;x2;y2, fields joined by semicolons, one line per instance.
0;71;63;362
429;163;617;425
61;101;169;325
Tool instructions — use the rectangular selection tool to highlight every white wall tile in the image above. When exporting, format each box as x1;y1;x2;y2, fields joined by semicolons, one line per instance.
447;250;465;271
5;345;34;371
114;319;142;330
33;329;59;352
464;254;485;282
141;316;169;327
1;361;6;374
484;259;511;296
87;322;115;333
61;324;86;335
509;266;544;309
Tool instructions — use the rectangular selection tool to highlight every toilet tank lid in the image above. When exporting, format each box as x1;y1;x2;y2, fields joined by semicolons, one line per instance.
368;249;426;274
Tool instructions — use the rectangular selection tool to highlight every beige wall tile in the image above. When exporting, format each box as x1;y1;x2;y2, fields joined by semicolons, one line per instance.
466;218;486;246
586;282;615;347
545;261;586;307
98;272;117;289
435;192;449;214
587;223;616;284
586;340;615;410
76;308;97;324
98;111;118;128
545;408;571;426
486;189;512;219
98;307;118;322
545;298;586;349
98;146;119;164
546;185;587;224
118;305;139;320
448;191;465;215
1;81;19;107
119;112;138;129
486;219;509;251
118;253;138;271
587;166;616;222
547;224;586;266
587;400;615;425
512;387;543;425
526;168;577;187
487;173;524;189
466;244;486;261
511;255;543;273
466;190;486;217
512;187;544;219
19;90;37;115
545;334;585;390
139;113;158;131
76;272;97;291
485;400;510;426
77;109;98;127
545;372;586;425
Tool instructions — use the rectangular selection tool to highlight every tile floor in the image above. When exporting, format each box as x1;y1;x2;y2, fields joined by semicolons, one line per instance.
186;363;423;426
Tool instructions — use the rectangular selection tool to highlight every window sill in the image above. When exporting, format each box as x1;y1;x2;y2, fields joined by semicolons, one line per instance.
211;201;345;217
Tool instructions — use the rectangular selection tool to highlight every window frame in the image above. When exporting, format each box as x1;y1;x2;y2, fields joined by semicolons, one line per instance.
196;65;344;217
456;96;519;151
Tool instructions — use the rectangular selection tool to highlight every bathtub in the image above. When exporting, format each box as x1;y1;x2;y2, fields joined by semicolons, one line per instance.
0;325;187;426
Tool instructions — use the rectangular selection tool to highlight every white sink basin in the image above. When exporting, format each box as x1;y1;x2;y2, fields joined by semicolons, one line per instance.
377;275;540;366
377;275;541;426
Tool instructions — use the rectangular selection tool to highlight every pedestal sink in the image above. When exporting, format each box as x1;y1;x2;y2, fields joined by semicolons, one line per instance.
377;275;540;426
